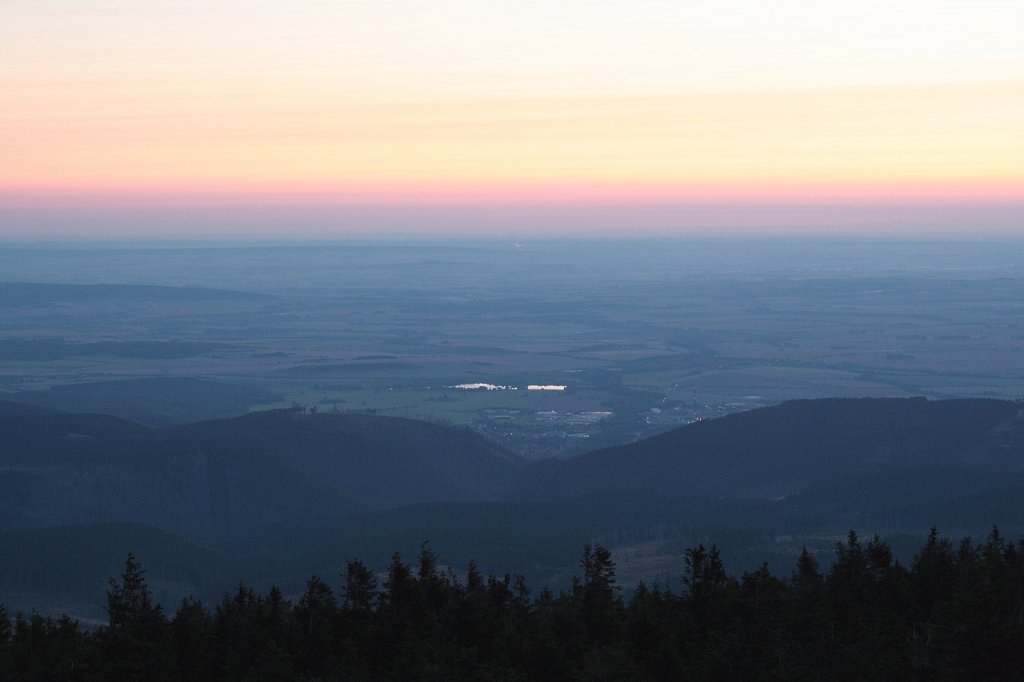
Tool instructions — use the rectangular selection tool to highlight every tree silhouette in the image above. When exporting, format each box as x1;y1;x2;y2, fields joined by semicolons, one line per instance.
1;531;1023;680
107;552;160;632
102;552;168;680
342;560;377;614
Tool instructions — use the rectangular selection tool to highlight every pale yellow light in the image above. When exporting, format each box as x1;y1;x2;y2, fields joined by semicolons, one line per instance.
4;83;1022;191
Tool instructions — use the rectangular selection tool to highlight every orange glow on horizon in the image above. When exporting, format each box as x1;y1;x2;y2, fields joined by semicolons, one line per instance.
4;84;1023;204
3;1;1023;235
3;179;1021;209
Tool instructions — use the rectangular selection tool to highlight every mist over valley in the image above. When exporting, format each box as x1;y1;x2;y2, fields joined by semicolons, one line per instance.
1;238;1022;622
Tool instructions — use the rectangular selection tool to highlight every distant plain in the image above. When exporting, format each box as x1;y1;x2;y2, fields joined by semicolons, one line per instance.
1;238;1022;457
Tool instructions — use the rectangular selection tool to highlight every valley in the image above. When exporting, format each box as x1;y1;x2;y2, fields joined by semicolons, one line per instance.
2;396;1022;620
2;238;1023;620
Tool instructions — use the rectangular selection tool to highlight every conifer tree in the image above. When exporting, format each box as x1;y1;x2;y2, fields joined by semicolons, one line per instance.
342;560;378;614
0;605;10;677
791;547;824;593
466;559;484;593
107;552;162;632
417;541;439;581
683;543;729;604
296;576;336;637
102;553;168;680
381;551;417;625
295;576;338;676
912;526;955;613
0;604;10;643
171;597;211;682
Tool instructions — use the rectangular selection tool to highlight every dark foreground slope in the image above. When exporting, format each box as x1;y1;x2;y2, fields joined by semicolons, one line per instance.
176;398;1024;585
514;397;1024;500
0;404;522;542
3;397;1024;615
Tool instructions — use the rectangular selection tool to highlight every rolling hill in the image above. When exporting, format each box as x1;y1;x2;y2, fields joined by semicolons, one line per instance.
0;404;523;542
512;397;1024;500
3;396;1024;611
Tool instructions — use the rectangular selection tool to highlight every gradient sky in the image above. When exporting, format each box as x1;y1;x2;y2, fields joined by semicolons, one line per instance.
2;0;1023;236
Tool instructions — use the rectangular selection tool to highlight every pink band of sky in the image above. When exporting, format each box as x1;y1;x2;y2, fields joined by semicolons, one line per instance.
2;1;1022;236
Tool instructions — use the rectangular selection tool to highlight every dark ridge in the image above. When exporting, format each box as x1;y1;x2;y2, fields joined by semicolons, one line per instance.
5;377;282;426
513;397;1024;501
0;410;151;460
0;406;524;542
159;408;524;508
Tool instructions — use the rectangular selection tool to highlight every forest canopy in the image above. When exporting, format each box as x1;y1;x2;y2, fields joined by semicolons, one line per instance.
2;528;1023;681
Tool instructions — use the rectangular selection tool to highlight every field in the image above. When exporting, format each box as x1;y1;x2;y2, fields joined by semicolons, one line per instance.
1;238;1022;456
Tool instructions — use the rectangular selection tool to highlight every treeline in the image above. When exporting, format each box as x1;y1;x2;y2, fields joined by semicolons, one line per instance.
2;529;1024;681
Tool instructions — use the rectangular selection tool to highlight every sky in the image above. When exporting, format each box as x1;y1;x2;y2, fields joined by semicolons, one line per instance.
2;0;1022;237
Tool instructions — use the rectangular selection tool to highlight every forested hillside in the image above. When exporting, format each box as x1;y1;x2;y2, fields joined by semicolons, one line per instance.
3;397;1023;617
0;405;522;540
514;397;1024;500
